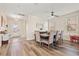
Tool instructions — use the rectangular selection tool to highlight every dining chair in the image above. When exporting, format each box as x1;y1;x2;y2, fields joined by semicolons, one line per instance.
60;31;63;43
0;35;2;47
56;31;63;46
55;31;59;41
2;33;10;45
53;31;58;46
35;31;41;45
41;31;54;48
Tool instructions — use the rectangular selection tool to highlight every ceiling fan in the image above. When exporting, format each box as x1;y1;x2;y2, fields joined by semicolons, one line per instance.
17;13;25;16
50;11;59;17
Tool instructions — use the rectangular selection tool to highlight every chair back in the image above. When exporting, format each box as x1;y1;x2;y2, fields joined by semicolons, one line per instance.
49;31;54;44
60;31;63;39
56;31;63;41
55;31;59;41
35;31;41;42
3;34;10;41
56;31;63;44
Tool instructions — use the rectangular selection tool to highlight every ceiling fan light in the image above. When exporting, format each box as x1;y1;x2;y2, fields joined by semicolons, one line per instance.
51;13;53;16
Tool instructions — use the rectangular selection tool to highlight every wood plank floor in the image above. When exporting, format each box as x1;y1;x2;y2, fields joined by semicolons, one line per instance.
0;37;79;56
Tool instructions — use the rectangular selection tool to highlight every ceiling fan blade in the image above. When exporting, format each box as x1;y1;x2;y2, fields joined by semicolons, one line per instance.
54;15;59;17
18;13;25;16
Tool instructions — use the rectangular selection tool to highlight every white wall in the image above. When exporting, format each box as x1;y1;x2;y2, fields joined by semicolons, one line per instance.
1;10;79;41
0;14;48;40
26;15;48;40
26;11;79;40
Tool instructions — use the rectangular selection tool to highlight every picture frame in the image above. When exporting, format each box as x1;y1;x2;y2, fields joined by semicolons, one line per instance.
67;18;77;31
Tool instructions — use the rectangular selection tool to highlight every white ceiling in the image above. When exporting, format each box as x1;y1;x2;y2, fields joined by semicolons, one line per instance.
0;3;79;16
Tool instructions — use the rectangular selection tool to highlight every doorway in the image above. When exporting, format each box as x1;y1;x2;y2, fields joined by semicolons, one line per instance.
7;17;26;39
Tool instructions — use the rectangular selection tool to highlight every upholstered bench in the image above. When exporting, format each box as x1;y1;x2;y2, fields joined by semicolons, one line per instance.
70;35;79;42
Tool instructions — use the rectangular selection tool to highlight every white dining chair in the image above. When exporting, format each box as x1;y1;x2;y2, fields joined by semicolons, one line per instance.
41;31;54;48
2;33;10;45
0;35;2;47
56;31;63;46
60;31;63;43
3;34;10;41
59;31;63;44
35;31;41;45
55;31;59;42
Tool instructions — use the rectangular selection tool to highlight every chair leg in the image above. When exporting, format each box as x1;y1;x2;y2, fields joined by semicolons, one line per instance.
41;42;43;46
48;44;49;48
35;41;37;45
40;42;42;46
62;39;63;44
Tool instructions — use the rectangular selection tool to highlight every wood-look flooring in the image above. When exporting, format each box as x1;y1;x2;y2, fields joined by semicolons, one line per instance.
0;37;79;56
